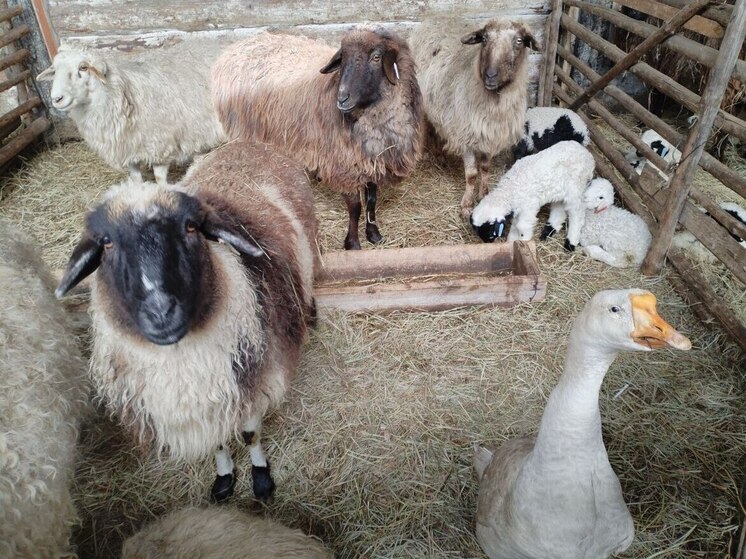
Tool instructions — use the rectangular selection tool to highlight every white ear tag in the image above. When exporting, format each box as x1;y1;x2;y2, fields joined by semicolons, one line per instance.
393;62;400;80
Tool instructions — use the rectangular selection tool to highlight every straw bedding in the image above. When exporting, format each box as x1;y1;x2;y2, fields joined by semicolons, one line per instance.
0;139;744;558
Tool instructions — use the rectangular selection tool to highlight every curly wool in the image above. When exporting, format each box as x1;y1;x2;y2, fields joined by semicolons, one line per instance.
122;506;333;559
44;46;225;171
0;221;88;558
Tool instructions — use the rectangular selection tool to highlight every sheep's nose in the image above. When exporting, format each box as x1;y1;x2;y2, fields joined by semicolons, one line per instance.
337;90;350;104
485;70;498;80
140;294;178;328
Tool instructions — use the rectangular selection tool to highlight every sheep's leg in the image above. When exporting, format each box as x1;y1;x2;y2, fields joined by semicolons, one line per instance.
127;163;142;182
461;149;479;221
343;193;362;250
583;245;626;268
242;415;275;503
153;164;169;186
540;204;567;240
365;182;384;245
564;206;585;252
477;153;491;201
508;210;538;242
210;444;236;503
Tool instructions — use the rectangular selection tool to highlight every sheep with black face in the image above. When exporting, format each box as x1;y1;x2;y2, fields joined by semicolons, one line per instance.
410;18;539;219
212;27;424;250
56;141;318;503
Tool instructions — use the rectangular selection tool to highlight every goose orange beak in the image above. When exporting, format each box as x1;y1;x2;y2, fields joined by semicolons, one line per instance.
630;293;691;350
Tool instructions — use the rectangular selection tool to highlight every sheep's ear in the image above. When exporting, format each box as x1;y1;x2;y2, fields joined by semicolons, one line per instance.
461;29;485;45
36;66;55;81
201;210;264;258
87;60;108;83
56;235;103;298
382;49;399;85
319;49;342;74
521;29;541;51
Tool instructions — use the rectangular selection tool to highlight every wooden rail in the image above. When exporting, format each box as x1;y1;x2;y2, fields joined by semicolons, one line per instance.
0;116;48;168
0;24;29;50
613;0;724;38
0;5;23;24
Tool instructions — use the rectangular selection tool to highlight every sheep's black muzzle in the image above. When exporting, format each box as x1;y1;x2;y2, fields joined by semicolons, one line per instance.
471;215;509;243
137;293;189;345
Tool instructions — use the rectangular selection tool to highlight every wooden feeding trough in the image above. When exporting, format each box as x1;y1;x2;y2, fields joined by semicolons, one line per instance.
314;241;545;313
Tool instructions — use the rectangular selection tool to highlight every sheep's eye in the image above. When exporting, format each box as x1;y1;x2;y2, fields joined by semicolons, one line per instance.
610;306;621;313
599;196;603;199
185;221;197;233
78;63;89;72
101;236;113;249
371;53;381;63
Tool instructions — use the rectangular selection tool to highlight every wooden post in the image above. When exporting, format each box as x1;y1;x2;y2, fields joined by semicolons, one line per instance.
540;0;563;106
567;0;709;111
641;0;746;276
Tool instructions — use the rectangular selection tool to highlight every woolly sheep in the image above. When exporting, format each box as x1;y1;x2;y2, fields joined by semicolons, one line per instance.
212;27;424;250
410;17;539;219
0;220;88;558
471;141;595;250
512;106;589;160
672;201;746;263
37;46;225;185
55;141;318;503
624;129;681;180
122;506;333;559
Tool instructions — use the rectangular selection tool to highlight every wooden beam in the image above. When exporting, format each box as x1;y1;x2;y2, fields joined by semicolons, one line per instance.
0;24;29;50
642;0;746;276
7;1;54;110
613;0;724;38
556;43;746;199
29;0;58;58
0;6;24;24
0;96;40;130
561;14;746;142
0;69;30;94
566;0;743;81
0;116;48;168
0;48;29;73
540;0;564;106
657;0;733;28
567;0;709;111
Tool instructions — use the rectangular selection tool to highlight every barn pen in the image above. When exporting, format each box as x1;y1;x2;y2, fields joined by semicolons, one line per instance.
0;0;744;557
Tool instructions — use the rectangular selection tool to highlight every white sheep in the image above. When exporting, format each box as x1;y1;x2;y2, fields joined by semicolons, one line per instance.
55;141;318;503
0;220;88;558
624;129;681;180
672;201;746;263
512;106;589;159
470;141;595;250
579;178;652;268
122;506;333;559
37;45;225;185
410;17;539;219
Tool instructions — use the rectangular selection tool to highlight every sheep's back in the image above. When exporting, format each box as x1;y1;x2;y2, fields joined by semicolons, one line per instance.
0;222;87;558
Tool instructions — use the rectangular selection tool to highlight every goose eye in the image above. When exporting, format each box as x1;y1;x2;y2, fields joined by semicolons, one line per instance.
101;236;113;249
610;306;621;313
185;221;197;233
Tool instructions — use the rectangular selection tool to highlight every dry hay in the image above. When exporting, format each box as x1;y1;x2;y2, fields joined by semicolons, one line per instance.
1;141;745;559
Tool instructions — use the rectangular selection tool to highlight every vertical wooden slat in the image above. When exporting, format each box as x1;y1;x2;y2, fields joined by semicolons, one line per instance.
540;0;563;106
641;0;746;275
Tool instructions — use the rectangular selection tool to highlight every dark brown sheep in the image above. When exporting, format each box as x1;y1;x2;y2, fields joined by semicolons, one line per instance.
212;26;425;250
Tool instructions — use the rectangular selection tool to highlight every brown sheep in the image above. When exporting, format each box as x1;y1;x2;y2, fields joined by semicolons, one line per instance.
212;27;424;250
410;18;539;219
55;141;318;503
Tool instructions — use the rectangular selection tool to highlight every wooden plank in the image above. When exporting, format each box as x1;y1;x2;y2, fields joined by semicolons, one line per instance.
657;0;732;28
317;243;515;283
561;14;746;142
540;0;563;106
31;0;59;58
565;0;742;81
612;0;723;38
642;0;746;276
0;116;49;168
0;69;30;93
0;47;28;73
0;5;24;24
556;43;746;199
566;0;709;111
0;96;40;129
0;24;30;50
512;241;541;276
315;273;546;313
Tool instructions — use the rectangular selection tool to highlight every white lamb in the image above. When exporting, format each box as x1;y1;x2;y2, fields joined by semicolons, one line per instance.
37;46;225;185
512;106;589;159
578;178;652;268
0;220;89;557
624;129;681;180
470;141;595;250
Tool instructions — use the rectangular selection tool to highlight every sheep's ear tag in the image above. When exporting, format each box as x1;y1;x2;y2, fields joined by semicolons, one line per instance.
393;62;400;80
497;221;505;237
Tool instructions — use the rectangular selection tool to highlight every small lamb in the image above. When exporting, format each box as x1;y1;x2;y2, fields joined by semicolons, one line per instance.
37;46;225;185
512;106;589;160
672;201;746;263
471;141;595;250
624;129;681;180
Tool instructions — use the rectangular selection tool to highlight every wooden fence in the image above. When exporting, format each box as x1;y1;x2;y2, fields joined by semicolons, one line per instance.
541;0;746;352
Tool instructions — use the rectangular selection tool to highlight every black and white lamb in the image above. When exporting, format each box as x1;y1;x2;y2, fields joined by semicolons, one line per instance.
56;141;318;503
0;220;88;557
470;141;595;250
672;201;746;263
37;46;226;185
624;129;681;180
512;106;589;159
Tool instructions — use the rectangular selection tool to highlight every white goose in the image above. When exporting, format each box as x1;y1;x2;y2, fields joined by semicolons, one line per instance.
473;289;691;559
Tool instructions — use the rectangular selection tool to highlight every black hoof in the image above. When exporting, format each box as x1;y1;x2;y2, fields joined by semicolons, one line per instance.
344;237;362;250
252;464;276;503
211;470;236;503
540;224;557;241
366;225;384;245
564;239;576;252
